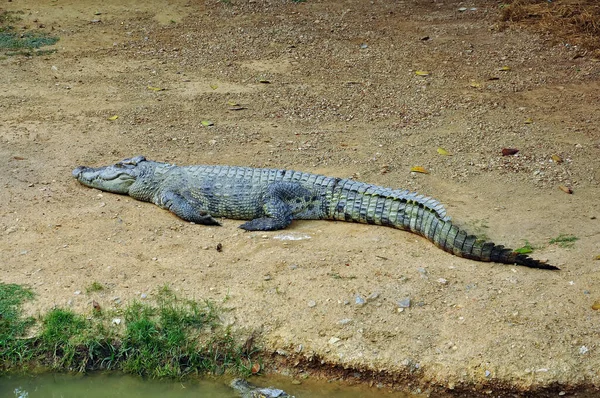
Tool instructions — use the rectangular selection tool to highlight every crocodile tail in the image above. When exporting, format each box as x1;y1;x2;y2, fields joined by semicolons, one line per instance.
427;218;559;270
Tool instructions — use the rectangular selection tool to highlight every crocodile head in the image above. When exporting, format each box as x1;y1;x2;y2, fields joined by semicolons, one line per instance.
72;155;147;194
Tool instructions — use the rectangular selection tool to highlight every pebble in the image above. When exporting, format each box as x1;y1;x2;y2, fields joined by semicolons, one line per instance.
308;300;316;307
367;292;379;300
437;278;448;285
338;318;352;325
397;297;411;308
355;295;366;306
74;290;81;295
579;346;589;355
485;370;491;377
112;318;121;325
328;337;341;345
140;293;147;299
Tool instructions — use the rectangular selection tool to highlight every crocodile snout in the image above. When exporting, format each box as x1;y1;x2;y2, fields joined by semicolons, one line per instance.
72;166;85;178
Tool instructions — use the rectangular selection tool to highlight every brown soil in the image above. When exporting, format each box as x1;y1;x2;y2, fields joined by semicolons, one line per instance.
1;0;599;396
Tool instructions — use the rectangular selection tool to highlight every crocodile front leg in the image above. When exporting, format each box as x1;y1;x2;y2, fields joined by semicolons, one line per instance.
239;182;316;231
158;190;221;225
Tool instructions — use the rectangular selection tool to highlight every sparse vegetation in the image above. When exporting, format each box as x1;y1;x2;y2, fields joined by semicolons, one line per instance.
86;281;105;293
549;234;578;248
501;0;600;55
0;283;259;378
0;10;59;56
514;240;534;254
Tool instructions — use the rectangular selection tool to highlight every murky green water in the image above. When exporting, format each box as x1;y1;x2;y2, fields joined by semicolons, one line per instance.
0;373;410;398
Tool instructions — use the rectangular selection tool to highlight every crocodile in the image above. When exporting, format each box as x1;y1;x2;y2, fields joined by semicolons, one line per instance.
72;156;558;270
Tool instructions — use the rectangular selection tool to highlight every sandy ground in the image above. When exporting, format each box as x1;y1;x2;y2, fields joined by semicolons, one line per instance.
1;0;600;395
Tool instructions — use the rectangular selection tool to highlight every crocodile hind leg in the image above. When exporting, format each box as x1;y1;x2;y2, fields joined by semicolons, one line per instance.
158;190;221;225
239;182;315;231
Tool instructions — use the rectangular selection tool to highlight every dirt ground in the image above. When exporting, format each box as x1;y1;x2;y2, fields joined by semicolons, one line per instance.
1;0;600;395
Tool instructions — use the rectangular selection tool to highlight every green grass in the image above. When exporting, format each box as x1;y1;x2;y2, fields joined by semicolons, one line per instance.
0;283;258;378
0;10;59;56
86;281;105;293
549;234;578;248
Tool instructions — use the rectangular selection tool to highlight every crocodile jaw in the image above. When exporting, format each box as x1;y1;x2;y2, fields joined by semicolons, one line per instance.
72;156;145;194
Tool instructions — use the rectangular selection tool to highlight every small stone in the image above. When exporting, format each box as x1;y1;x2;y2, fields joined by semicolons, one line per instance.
355;295;366;306
437;278;448;285
112;318;121;325
308;300;316;307
368;292;379;300
458;7;467;12
264;275;272;281
579;346;589;355
338;318;352;325
485;370;491;377
328;337;341;345
74;290;81;295
140;293;147;299
397;297;411;308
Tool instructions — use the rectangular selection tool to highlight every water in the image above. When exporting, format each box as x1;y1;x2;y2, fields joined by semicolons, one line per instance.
0;373;410;398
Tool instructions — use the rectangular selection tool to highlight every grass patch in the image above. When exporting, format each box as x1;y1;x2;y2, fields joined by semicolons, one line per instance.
549;234;578;248
0;10;59;56
86;282;105;293
0;283;259;378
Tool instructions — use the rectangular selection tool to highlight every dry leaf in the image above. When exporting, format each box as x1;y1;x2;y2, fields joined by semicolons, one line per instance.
559;185;573;194
524;118;533;124
210;84;218;90
415;70;430;76
251;362;261;374
501;148;519;156
594;254;600;260
469;82;481;88
437;147;452;156
259;78;271;84
551;154;563;164
13;156;26;160
410;166;429;174
107;115;119;121
201;120;214;127
498;66;511;71
592;301;600;311
147;86;164;91
227;100;239;107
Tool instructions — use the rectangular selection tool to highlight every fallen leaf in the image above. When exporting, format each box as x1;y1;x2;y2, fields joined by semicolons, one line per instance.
498;66;511;71
592;301;600;311
415;70;430;76
92;300;101;313
514;246;533;254
559;185;573;194
259;78;271;84
551;154;563;164
13;156;26;160
147;86;164;91
107;115;119;121
469;82;481;88
524;118;533;124
227;100;240;107
410;166;429;174
437;147;452;156
210;84;218;90
501;148;519;156
251;362;261;374
201;120;214;127
594;254;600;260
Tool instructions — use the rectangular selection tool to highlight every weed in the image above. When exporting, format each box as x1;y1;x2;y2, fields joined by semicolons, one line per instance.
549;234;578;248
86;281;105;293
0;284;257;377
0;283;35;366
